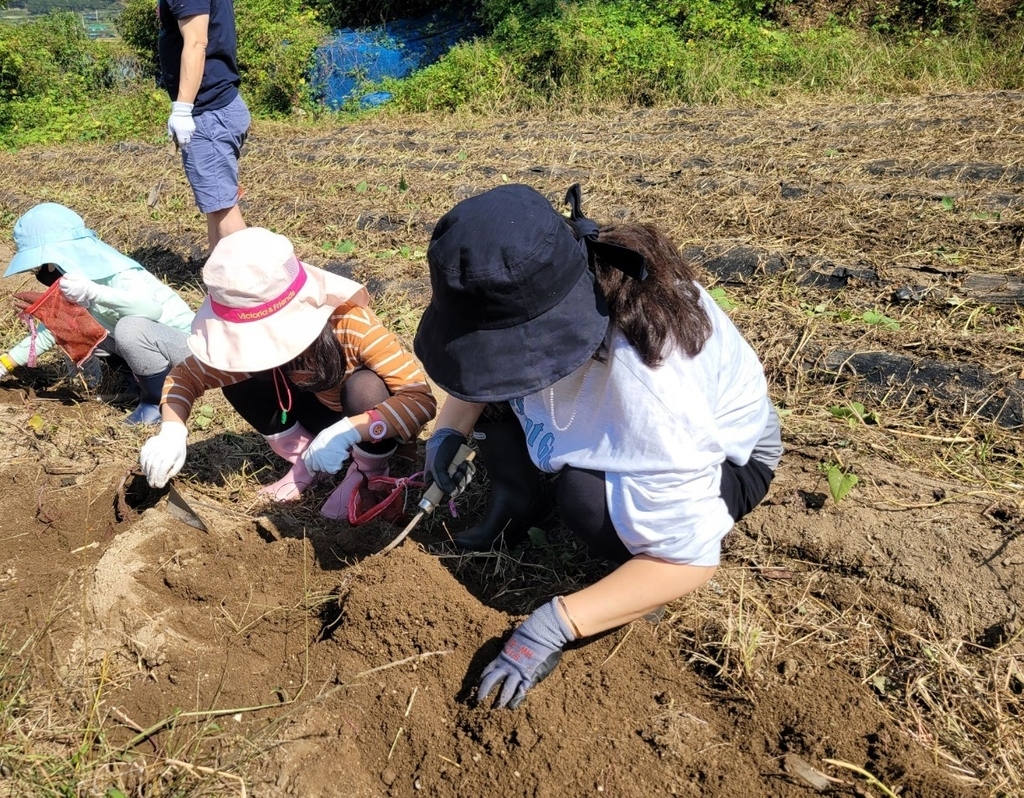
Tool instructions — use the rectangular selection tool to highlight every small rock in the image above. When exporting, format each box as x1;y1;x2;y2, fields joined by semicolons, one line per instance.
414;777;422;790
472;753;481;762
381;768;397;786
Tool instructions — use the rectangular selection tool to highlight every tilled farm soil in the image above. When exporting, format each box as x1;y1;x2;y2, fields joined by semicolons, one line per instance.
0;92;1022;797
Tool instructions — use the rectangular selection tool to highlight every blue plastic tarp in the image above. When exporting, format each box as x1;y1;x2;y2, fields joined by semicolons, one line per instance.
310;12;480;109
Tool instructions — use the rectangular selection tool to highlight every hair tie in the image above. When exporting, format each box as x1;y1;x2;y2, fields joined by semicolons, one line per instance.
564;184;648;281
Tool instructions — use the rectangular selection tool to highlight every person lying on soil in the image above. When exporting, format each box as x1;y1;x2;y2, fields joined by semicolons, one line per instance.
414;184;783;709
138;227;437;519
0;203;195;425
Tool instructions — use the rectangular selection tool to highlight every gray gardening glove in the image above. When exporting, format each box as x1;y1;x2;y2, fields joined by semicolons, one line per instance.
477;598;577;709
424;426;470;496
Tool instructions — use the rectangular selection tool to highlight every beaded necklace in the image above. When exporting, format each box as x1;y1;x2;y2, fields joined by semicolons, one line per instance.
547;360;595;433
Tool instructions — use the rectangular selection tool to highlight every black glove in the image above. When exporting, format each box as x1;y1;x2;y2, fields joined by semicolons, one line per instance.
424;427;470;496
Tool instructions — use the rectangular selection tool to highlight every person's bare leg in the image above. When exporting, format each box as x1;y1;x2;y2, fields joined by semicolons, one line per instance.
207;205;246;251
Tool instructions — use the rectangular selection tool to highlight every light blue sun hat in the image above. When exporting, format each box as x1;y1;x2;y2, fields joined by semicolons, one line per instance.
4;203;143;280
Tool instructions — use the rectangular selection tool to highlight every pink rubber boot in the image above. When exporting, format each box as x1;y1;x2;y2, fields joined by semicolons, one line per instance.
320;445;395;520
259;424;317;502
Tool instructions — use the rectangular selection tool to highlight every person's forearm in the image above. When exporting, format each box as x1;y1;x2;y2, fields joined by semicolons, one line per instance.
560;554;716;637
176;14;209;104
435;395;486;435
8;327;55;365
161;403;189;426
92;288;163;320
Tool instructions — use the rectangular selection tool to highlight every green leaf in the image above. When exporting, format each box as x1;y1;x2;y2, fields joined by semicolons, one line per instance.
331;240;356;254
829;401;864;420
527;527;548;547
826;465;858;503
398;175;409;192
829;402;866;426
862;309;899;330
106;790;128;798
355;180;368;193
709;286;736;311
940;196;956;212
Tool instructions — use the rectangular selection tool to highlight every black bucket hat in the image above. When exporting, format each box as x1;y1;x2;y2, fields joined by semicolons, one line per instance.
414;184;610;402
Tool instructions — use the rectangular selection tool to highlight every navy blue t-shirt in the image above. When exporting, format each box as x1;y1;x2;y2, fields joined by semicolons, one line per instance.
158;0;240;113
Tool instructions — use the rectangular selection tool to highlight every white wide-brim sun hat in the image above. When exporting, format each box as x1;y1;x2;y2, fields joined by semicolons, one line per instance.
188;227;369;373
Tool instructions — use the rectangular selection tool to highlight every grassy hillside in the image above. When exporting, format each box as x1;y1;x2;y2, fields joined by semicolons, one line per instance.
0;0;1021;147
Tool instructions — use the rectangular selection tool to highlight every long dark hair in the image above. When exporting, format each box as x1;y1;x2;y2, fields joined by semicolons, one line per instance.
591;223;712;368
287;321;345;392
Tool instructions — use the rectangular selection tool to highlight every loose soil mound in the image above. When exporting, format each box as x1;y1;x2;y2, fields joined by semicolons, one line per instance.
1;92;1022;796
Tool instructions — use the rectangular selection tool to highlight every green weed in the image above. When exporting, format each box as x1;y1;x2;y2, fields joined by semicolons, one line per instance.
710;286;737;311
328;240;356;254
862;309;900;330
824;462;859;503
829;401;879;426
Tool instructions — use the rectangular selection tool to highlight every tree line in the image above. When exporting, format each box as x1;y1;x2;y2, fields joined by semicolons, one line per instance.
5;0;122;15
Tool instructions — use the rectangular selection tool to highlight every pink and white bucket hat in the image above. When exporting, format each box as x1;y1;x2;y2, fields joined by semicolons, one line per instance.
188;227;368;372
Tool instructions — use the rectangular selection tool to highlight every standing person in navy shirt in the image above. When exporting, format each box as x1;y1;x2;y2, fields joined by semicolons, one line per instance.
159;0;250;251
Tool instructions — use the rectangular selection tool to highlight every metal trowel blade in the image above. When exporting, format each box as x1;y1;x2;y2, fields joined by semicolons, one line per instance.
166;483;209;532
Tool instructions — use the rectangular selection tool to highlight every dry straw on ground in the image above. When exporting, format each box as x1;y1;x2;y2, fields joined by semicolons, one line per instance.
0;93;1022;795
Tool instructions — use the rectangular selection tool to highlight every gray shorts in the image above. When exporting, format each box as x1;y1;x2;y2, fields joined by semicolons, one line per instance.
181;93;250;214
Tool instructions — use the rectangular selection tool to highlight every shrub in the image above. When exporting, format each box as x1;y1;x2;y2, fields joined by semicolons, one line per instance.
116;0;159;76
118;0;328;116
235;0;327;114
309;0;476;29
0;12;112;101
386;39;517;111
0;13;160;147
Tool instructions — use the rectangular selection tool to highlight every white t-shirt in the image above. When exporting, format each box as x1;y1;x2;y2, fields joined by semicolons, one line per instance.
510;284;770;566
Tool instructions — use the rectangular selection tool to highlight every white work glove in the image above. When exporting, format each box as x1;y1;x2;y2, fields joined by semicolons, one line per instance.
0;362;8;379
140;421;188;488
302;417;361;475
167;101;196;147
59;272;102;306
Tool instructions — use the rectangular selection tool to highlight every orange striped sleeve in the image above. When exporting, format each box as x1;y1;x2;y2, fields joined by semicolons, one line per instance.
333;306;436;442
162;355;251;421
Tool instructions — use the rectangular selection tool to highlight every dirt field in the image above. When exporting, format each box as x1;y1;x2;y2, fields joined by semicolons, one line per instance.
0;92;1022;797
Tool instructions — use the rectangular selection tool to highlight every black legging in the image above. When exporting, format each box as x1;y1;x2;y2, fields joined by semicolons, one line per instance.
221;368;396;453
558;459;775;565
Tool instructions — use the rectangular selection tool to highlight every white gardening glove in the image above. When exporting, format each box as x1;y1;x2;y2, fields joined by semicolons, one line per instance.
0;362;8;379
302;417;361;475
140;421;188;488
167;101;196;147
59;272;102;306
